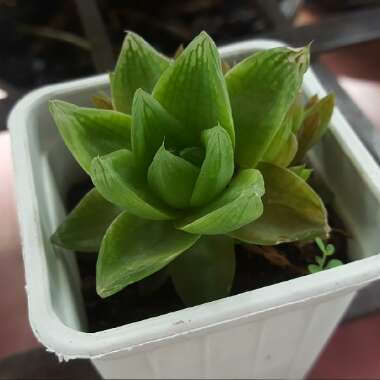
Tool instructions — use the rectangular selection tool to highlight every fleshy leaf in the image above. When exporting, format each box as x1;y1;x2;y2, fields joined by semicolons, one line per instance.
147;145;200;209
111;32;170;113
92;94;113;110
262;115;298;167
176;169;264;235
170;236;235;306
289;94;305;133
97;212;200;298
179;147;205;166
290;164;313;181
91;149;174;220
49;100;131;173
226;46;309;168
306;95;319;109
191;126;234;207
294;94;335;162
131;89;189;170
230;163;330;245
153;31;235;145
51;188;121;252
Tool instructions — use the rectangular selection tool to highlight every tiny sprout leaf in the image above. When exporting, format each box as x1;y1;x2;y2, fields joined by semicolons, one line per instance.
315;256;324;266
153;31;235;145
230;163;330;245
111;32;170;113
315;237;325;253
310;239;342;273
326;259;343;269
226;46;309;168
49;100;132;173
176;169;264;235
170;236;235;306
51;188;122;252
97;212;200;298
325;244;335;256
131;89;189;169
190;126;234;207
147;145;200;209
91;149;174;220
308;264;322;274
294;94;335;162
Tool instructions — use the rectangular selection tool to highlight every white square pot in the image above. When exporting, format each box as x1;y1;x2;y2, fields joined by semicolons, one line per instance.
8;39;380;379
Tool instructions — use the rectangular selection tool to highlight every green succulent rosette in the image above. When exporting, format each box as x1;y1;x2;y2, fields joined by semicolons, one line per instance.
50;32;333;306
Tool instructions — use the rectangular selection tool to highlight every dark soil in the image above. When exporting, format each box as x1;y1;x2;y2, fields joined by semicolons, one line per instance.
98;0;269;56
66;177;350;333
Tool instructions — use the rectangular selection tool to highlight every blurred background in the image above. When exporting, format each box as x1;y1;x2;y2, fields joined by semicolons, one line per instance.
1;0;380;378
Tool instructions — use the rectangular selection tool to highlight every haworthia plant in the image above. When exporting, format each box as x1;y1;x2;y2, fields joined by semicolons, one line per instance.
50;31;335;306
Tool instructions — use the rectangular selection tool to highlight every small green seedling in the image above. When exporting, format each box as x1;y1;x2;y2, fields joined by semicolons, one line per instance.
308;237;343;273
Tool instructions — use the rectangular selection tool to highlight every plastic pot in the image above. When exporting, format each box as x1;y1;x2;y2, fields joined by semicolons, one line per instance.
9;39;380;379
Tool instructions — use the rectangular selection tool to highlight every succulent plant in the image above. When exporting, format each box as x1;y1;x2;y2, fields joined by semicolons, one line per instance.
49;32;334;306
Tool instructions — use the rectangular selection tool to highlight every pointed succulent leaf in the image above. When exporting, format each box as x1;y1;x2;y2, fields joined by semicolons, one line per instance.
179;147;205;166
289;94;305;133
51;188;122;252
170;236;235;306
176;169;264;235
132;89;189;169
190;126;234;207
173;44;184;59
262;115;298;167
153;31;235;145
91;149;174;220
222;60;231;75
226;46;309;168
230;163;330;245
111;32;170;113
91;94;113;110
262;95;305;167
148;145;200;209
49;100;131;173
294;94;335;162
96;212;200;298
326;259;343;269
290;164;313;181
306;95;319;109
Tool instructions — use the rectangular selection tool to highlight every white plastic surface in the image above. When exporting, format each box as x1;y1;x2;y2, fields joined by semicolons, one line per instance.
8;39;380;379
